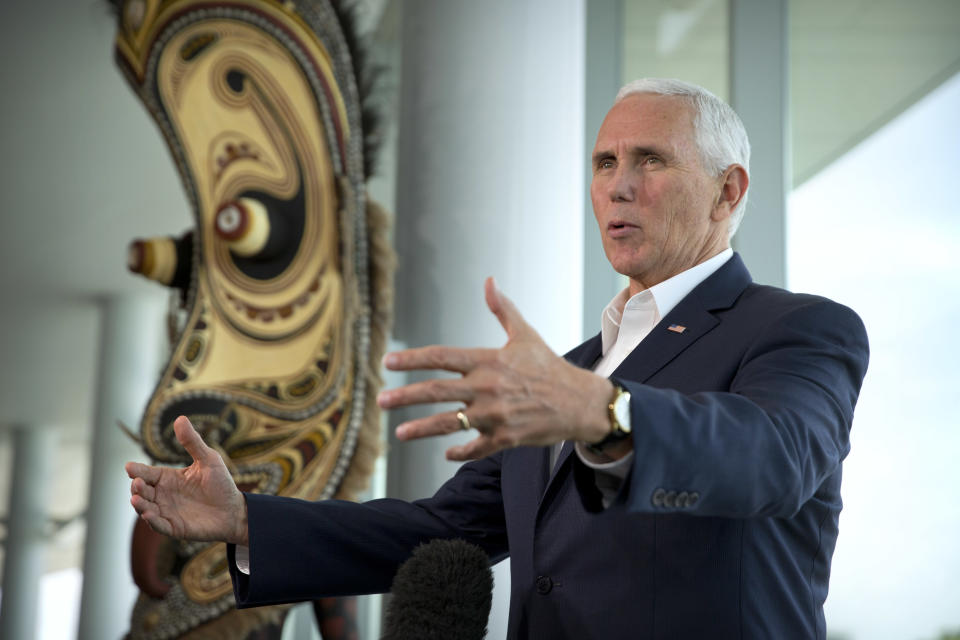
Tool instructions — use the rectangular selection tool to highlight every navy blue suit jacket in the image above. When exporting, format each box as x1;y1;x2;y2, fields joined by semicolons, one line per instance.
228;254;869;639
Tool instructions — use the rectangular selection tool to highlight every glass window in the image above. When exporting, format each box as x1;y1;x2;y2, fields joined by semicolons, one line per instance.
622;0;729;98
789;5;960;638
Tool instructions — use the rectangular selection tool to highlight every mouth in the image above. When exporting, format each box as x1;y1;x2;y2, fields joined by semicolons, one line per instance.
607;220;638;238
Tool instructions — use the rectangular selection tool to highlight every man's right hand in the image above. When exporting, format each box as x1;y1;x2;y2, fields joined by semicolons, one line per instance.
126;415;249;546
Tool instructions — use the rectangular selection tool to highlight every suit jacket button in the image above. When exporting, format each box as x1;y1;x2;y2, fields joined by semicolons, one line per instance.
676;491;688;507
652;488;666;507
536;575;553;594
663;491;677;507
686;492;699;507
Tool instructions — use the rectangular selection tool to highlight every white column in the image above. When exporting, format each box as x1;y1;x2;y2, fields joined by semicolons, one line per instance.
0;426;57;640
279;603;320;640
729;0;789;288
582;0;625;340
78;294;166;640
387;1;586;636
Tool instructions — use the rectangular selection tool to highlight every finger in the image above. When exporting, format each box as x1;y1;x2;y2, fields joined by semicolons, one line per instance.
395;411;472;441
130;493;159;516
383;345;491;374
131;477;156;502
174;416;215;464
130;496;174;538
138;509;173;538
446;435;499;461
484;277;531;339
378;377;474;409
126;461;162;485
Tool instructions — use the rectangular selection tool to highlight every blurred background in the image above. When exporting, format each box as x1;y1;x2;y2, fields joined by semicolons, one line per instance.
0;0;957;638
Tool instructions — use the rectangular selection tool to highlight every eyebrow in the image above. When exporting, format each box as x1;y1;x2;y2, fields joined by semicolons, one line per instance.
592;145;669;165
591;150;613;165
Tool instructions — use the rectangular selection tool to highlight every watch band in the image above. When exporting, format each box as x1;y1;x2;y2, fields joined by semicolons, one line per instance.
586;382;632;455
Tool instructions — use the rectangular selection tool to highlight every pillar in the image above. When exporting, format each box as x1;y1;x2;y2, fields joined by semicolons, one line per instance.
582;0;625;339
387;1;586;636
729;0;789;287
78;294;166;640
0;426;57;640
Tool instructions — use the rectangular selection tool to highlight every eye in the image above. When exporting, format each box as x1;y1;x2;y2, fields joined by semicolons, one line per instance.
643;155;662;166
596;158;615;171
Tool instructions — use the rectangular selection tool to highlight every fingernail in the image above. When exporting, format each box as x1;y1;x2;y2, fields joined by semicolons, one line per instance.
395;425;407;439
377;390;392;406
383;353;398;368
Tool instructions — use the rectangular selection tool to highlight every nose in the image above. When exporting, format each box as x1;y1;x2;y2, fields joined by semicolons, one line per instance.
607;164;635;202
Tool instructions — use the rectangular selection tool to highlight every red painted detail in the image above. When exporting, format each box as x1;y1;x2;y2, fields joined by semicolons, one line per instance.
214;200;250;241
130;517;172;598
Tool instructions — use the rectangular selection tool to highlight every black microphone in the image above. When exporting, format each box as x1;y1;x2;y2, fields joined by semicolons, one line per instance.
381;539;494;640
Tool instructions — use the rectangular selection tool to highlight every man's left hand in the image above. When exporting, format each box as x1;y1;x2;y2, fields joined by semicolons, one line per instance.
377;278;615;461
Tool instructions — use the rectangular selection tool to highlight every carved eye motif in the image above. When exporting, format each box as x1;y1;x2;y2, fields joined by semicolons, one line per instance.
123;0;146;32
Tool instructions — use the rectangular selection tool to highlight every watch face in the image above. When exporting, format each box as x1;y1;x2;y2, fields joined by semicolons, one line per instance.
613;391;632;433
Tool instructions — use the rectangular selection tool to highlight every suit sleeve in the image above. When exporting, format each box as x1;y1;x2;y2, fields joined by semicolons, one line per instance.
619;298;869;518
229;451;509;607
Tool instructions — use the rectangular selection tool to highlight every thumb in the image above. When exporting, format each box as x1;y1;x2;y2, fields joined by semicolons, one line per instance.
174;416;215;464
484;277;531;339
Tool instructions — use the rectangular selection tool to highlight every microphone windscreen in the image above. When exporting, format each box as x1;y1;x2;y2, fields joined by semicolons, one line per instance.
382;538;493;640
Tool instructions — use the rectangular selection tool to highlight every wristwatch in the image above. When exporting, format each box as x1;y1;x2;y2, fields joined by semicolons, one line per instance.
586;382;632;455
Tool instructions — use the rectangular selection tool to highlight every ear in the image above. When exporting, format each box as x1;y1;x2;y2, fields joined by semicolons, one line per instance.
711;164;749;223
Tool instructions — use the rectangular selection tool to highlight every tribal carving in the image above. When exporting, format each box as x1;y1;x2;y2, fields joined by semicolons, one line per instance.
110;1;392;638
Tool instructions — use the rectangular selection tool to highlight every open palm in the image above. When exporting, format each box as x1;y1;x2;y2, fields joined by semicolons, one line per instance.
126;415;248;545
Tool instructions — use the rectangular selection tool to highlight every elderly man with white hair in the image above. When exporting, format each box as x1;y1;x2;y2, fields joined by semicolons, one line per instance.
128;78;869;639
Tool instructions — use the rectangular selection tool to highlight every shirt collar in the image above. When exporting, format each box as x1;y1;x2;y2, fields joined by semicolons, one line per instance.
599;248;733;355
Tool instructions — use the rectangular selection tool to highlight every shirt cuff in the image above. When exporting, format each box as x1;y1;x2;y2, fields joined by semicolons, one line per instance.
574;441;634;480
235;544;251;575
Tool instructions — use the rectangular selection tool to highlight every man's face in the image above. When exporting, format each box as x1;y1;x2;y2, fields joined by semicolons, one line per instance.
590;93;730;292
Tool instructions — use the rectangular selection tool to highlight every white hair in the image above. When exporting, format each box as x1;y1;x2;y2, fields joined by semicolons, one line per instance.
615;78;751;237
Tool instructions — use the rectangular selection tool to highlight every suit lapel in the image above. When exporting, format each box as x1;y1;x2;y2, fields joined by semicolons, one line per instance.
563;333;603;370
613;252;751;383
529;335;601;508
536;440;575;511
537;253;753;507
552;440;575;473
507;445;551;513
610;302;718;383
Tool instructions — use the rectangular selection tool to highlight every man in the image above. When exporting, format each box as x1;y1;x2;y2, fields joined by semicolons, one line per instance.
127;78;869;638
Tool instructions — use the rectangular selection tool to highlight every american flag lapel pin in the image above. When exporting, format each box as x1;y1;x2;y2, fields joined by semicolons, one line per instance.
667;324;687;334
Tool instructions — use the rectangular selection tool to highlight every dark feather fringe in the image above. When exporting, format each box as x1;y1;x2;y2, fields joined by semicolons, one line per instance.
327;0;386;179
333;195;395;502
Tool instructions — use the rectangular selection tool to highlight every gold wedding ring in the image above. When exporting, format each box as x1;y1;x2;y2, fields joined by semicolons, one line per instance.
456;410;472;431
